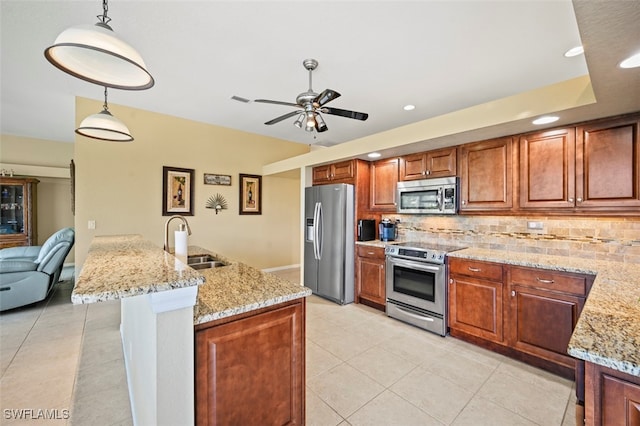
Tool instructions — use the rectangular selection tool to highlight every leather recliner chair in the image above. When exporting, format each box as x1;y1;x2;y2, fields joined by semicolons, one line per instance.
0;227;75;311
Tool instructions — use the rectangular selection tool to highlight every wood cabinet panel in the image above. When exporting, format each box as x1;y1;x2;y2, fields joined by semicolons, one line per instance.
586;362;640;426
448;275;503;342
195;301;305;426
459;137;514;211
370;158;398;212
332;160;355;181
449;257;504;282
312;160;355;185
519;128;576;208
399;147;456;181
356;246;385;308
576;115;640;208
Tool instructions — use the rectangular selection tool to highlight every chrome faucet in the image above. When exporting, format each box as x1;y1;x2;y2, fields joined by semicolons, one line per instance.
164;215;192;252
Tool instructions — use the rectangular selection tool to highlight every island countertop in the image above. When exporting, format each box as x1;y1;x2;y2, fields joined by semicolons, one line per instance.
188;246;311;325
448;248;640;377
71;234;205;304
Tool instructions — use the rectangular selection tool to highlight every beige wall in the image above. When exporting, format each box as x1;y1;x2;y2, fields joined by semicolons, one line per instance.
0;135;75;261
74;97;309;270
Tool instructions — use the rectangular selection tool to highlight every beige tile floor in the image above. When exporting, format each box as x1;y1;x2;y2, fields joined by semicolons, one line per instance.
0;267;578;425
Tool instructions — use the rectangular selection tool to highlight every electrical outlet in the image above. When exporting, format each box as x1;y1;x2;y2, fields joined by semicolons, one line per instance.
88;220;96;229
527;221;543;230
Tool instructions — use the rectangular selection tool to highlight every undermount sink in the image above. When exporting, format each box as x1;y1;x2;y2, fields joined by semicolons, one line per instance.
187;254;228;269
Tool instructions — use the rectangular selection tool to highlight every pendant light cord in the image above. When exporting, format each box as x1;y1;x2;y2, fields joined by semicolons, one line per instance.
97;0;112;26
103;87;109;111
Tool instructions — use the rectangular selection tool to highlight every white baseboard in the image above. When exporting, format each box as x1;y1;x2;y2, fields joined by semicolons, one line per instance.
261;264;300;273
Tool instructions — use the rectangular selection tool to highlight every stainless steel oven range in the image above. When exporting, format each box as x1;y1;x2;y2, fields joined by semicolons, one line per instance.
385;242;465;336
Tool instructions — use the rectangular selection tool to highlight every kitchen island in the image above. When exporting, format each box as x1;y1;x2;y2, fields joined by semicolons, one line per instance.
448;248;640;425
72;235;310;426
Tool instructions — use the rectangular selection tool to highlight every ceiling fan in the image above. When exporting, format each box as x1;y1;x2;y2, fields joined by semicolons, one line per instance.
233;59;368;133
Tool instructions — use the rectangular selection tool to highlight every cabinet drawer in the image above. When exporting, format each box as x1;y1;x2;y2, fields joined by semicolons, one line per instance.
509;266;588;296
449;258;503;282
357;245;385;259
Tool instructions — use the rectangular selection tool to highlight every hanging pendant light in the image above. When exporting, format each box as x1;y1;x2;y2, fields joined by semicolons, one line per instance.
44;0;154;90
76;88;134;142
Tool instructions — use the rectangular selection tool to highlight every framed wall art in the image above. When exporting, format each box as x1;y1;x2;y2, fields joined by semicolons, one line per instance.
162;166;194;216
203;173;231;186
239;174;262;215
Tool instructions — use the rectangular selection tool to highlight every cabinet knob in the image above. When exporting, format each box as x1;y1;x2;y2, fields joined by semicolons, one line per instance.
449;278;453;284
568;197;574;203
425;170;431;175
462;200;466;205
577;197;583;203
511;290;516;297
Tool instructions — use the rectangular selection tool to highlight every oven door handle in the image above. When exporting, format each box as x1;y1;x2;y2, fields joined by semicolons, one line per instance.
395;305;435;322
387;257;443;273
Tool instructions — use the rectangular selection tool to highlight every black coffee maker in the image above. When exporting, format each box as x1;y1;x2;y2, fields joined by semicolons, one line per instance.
379;219;398;241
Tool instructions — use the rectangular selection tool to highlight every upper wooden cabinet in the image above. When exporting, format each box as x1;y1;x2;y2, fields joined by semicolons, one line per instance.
0;177;39;248
399;147;456;181
519;114;640;213
519;127;576;209
575;115;640;210
459;137;514;211
369;158;398;212
312;160;355;185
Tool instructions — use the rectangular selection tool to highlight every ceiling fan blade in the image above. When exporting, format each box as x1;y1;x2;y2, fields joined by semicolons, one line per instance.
314;89;341;107
264;110;301;125
321;107;368;121
231;95;251;103
255;99;301;108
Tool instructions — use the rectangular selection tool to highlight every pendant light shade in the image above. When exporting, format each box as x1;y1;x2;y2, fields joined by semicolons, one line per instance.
44;1;154;90
76;88;134;142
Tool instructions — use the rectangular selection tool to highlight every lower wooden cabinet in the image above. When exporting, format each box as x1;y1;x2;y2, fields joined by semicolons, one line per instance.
355;245;386;310
448;258;504;343
448;258;594;379
585;362;640;426
195;300;305;426
507;266;592;372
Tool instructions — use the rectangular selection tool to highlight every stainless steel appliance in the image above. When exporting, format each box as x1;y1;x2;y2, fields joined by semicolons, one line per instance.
379;218;398;241
357;219;376;242
396;176;458;215
304;184;355;304
385;242;465;336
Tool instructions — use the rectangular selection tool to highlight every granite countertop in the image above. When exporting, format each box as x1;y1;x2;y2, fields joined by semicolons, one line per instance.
449;248;640;376
71;234;205;304
72;236;311;325
189;246;311;325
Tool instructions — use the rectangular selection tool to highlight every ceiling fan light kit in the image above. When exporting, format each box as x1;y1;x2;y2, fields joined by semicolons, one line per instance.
76;87;133;142
236;58;368;133
44;0;154;90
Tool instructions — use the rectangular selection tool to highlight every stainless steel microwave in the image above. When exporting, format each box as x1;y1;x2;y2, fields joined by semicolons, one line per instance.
396;177;458;214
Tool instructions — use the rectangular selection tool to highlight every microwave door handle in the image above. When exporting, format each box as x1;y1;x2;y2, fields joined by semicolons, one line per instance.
437;188;444;212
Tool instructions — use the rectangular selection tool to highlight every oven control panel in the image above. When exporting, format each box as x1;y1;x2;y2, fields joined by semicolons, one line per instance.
385;245;446;264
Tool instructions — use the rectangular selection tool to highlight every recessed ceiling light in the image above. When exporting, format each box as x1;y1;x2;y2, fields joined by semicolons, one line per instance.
564;46;584;57
620;52;640;69
532;116;559;125
367;152;382;159
403;104;415;111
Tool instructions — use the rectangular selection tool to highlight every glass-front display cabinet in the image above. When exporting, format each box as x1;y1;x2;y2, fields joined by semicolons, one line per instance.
0;177;38;248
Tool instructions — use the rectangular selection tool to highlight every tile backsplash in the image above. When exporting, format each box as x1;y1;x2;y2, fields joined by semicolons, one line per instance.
390;215;640;264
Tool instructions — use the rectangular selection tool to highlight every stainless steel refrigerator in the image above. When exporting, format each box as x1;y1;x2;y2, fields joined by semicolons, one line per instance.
304;183;354;305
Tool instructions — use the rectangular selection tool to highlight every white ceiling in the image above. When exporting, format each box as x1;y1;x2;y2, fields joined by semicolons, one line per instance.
1;1;639;150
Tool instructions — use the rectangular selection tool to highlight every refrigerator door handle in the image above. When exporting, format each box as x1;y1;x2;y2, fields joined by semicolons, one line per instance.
316;202;324;260
313;202;321;260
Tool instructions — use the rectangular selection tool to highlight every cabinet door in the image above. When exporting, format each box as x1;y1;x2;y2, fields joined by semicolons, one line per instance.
519;128;576;209
508;285;584;369
331;160;355;181
312;165;331;184
459;137;514;211
370;158;398;211
576;115;640;208
399;153;427;181
448;275;503;342
586;362;640;426
356;256;385;306
195;302;305;426
425;147;457;178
